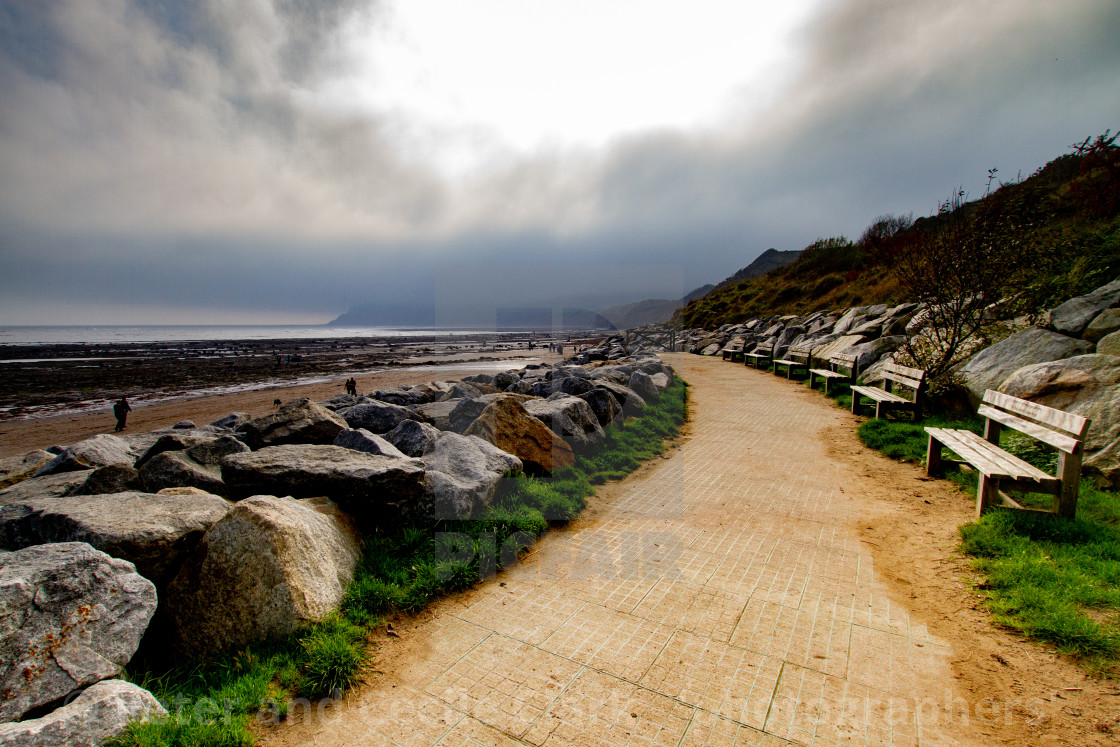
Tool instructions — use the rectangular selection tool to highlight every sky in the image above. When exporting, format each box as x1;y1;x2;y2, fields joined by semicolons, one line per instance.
1;0;1118;325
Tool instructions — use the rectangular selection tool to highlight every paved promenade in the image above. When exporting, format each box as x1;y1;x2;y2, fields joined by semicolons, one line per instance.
273;353;970;746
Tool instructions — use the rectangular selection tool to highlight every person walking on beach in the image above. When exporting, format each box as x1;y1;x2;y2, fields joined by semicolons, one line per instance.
345;377;357;396
113;397;132;432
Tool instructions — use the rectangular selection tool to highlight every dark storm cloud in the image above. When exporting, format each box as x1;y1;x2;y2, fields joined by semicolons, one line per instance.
0;0;1118;323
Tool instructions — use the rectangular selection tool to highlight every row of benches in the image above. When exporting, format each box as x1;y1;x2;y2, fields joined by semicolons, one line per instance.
724;339;1091;519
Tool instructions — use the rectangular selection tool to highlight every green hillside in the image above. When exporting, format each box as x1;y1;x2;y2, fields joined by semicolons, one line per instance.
678;133;1120;330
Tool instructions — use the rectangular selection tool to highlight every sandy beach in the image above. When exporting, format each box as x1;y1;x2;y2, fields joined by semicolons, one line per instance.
0;348;566;459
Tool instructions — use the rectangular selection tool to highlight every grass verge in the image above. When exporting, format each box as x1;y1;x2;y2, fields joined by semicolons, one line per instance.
110;377;688;746
856;414;1120;676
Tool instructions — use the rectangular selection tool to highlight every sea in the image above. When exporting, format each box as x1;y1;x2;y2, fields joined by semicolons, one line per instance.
0;325;509;346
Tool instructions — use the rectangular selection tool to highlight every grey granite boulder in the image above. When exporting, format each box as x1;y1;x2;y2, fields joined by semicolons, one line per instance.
553;376;595;396
449;398;490;434
0;679;165;747
241;398;347;448
0;491;231;587
210;412;250;430
0;472;89;507
628;371;659;403
463;399;575;474
423;433;523;519
523;395;605;450
221;445;426;520
369;388;431;406
591;381;646;416
139;451;227;496
439;382;483;401
0;451;52;490
333;428;407;458
849;335;906;374
135;433;213;470
494;371;519;390
33;435;135;477
0;543;157;721
1000;354;1120;487
415;400;459;430
959;327;1094;404
338;400;420;434
185;435;250;466
167;495;361;657
1048;277;1120;337
1084;308;1120;343
1098;330;1120;356
71;464;141;495
579;388;624;427
384;420;443;457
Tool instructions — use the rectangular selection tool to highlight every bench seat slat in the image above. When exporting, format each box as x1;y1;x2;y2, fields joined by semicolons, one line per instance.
808;368;846;379
850;385;913;404
926;427;1059;486
976;405;1083;454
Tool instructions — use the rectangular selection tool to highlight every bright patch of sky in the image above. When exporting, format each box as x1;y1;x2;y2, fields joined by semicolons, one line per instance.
316;0;820;174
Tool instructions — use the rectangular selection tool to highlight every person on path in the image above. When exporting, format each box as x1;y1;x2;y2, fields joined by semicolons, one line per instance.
113;397;131;432
345;378;357;396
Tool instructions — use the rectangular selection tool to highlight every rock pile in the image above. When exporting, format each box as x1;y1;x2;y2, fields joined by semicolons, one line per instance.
0;353;674;743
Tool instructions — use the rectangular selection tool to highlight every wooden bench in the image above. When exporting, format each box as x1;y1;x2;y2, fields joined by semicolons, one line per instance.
772;343;812;379
809;352;856;395
850;362;926;419
722;339;745;362
926;390;1090;518
743;342;773;369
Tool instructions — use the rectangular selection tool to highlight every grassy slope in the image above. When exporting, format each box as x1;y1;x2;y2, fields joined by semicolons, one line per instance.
109;379;689;747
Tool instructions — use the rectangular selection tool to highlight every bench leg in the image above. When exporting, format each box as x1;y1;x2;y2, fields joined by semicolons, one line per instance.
875;401;885;419
851;393;860;414
1056;451;1082;519
926;436;943;476
977;474;998;517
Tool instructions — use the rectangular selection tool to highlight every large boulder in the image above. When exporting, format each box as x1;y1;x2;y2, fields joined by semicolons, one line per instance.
135;432;216;470
240;398;347;448
415;400;459;430
339;400;420;434
959;327;1094;404
333;428;407;458
369;388;431;407
33;435;135;478
0;543;157;721
590;381;646;415
221;445;426;521
578;388;624;427
439;382;483;401
0;473;89;507
166;495;362;657
849;336;906;375
628;371;659;403
523;396;605;450
185;435;250;466
139;451;227;496
0;451;52;489
422;433;522;519
71;464;142;496
999;354;1120;487
0;679;165;747
1098;330;1120;356
384;420;443;457
448;398;490;434
1084;308;1120;344
807;334;867;367
1048;277;1120;337
0;491;231;587
209;412;250;430
463;398;575;474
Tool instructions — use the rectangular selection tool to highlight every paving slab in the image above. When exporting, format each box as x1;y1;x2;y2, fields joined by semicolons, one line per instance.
269;354;975;746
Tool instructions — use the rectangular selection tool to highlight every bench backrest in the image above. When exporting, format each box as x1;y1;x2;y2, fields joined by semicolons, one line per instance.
830;353;857;377
750;342;774;356
881;362;926;401
979;389;1090;455
786;344;813;363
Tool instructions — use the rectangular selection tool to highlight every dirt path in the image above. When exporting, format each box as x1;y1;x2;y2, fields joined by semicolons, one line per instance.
254;353;1117;745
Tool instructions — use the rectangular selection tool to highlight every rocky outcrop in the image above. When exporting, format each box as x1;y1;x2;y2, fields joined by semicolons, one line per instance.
463;398;575;474
33;435;135;477
0;473;90;507
422;433;522;519
415;400;459;430
166;496;361;657
0;543;157;721
627;371;659;403
240;398;347;448
185;435;250;465
523;396;605;450
339;400;421;434
0;679;166;747
579;388;623;427
1084;308;1120;343
1000;354;1120;487
384;420;443;457
0;491;231;587
959;327;1094;404
1048;277;1120;338
333;428;407;458
221;445;426;521
1098;330;1120;356
70;464;141;495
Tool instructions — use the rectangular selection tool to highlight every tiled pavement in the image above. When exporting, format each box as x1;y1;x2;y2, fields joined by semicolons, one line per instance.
292;354;969;746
